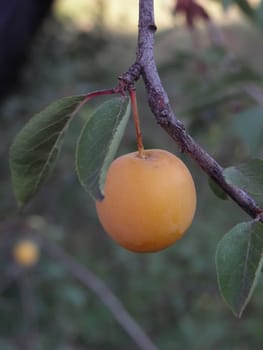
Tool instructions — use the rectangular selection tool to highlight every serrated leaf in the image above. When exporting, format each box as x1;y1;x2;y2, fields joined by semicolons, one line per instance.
224;159;263;205
10;95;85;206
208;176;228;200
76;96;130;200
216;221;263;317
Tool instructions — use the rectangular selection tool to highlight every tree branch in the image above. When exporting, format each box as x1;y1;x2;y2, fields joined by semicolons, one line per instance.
19;270;39;350
120;0;262;221
40;237;158;350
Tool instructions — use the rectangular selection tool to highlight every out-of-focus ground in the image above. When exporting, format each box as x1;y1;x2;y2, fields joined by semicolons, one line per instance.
0;1;263;349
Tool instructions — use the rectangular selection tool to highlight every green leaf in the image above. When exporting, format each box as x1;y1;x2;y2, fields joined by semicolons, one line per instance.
208;176;228;200
10;95;85;206
76;96;130;200
230;106;263;154
216;221;263;317
224;159;263;205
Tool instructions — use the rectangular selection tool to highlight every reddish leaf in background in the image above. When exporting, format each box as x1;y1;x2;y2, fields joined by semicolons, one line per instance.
172;0;210;28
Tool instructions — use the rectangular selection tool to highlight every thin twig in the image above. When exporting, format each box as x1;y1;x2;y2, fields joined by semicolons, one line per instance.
40;237;158;350
19;270;38;350
119;0;262;221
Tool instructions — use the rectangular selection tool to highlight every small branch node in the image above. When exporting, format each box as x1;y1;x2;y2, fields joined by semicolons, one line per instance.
148;24;157;32
119;63;142;87
157;109;170;126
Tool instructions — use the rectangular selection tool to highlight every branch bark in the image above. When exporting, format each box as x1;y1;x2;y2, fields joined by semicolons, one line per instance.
120;0;262;221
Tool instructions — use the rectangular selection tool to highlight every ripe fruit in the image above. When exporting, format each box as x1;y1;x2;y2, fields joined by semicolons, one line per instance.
13;240;40;266
96;149;196;253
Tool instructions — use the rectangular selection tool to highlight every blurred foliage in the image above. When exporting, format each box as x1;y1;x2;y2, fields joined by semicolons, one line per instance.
0;1;263;350
215;0;263;30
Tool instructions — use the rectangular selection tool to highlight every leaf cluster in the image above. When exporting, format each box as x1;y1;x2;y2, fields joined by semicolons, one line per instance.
10;95;130;206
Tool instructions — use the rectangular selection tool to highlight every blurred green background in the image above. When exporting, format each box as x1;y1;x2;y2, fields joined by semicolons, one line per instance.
0;0;263;349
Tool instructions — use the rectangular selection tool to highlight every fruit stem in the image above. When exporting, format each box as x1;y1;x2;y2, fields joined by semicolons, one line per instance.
130;88;145;158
